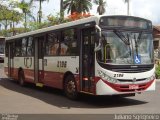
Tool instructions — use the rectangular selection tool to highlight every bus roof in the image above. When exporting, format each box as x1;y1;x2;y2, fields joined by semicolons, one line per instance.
6;16;99;41
5;15;152;41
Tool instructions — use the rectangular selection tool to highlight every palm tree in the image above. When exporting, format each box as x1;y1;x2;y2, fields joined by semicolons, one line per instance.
30;0;49;23
18;0;35;30
93;0;106;15
124;0;130;15
63;0;76;14
11;10;23;35
63;0;92;14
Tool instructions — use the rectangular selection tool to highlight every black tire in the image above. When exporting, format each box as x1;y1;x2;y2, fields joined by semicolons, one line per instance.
64;75;78;100
18;70;25;86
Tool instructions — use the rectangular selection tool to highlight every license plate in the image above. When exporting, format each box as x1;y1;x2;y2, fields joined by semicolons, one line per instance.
129;85;139;90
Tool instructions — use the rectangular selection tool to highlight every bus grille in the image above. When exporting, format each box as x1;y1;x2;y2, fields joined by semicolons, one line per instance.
117;78;146;82
112;68;152;73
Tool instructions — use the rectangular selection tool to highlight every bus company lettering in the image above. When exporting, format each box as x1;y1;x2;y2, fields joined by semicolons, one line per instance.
57;61;67;68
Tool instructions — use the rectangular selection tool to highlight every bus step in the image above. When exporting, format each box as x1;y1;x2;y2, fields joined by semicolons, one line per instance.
36;83;44;87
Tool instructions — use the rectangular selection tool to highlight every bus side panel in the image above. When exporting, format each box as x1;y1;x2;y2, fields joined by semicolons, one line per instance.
58;56;79;89
43;57;61;88
13;57;34;82
23;69;35;82
43;56;79;89
23;57;35;82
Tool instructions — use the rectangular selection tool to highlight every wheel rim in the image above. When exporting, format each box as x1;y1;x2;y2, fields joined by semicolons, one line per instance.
66;80;76;94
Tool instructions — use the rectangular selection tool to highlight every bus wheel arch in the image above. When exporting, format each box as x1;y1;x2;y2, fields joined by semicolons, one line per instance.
63;72;78;100
18;68;25;86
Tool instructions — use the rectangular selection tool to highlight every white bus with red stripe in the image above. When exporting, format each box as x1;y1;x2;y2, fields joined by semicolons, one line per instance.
4;15;155;99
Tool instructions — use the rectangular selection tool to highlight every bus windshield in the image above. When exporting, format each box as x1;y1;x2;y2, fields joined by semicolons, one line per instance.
96;31;154;65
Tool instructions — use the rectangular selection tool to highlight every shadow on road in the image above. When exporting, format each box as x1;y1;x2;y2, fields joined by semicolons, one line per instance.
0;78;147;109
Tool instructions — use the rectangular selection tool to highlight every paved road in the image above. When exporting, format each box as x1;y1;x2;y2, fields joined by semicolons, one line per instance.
0;64;160;115
0;63;6;78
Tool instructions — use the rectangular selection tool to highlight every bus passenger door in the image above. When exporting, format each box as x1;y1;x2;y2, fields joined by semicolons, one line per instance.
81;28;95;93
34;36;44;85
8;42;14;78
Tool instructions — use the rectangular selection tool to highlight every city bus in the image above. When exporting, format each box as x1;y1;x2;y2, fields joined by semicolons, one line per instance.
4;15;155;99
0;36;5;63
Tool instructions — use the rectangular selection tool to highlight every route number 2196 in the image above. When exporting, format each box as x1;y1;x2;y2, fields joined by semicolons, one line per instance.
57;61;67;68
114;74;124;77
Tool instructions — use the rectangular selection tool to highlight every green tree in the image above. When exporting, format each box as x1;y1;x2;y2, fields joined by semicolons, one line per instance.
18;0;35;30
30;0;49;23
93;0;106;15
63;0;92;14
0;6;22;36
11;10;23;35
0;5;12;30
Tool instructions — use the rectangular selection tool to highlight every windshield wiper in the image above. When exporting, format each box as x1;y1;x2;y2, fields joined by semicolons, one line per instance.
134;34;139;56
127;33;132;56
137;31;143;43
114;30;130;45
134;32;143;56
114;30;132;57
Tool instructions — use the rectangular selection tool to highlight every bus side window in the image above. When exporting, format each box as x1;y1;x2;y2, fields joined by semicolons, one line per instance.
27;37;34;56
46;32;59;56
21;38;27;56
15;40;22;57
61;29;78;56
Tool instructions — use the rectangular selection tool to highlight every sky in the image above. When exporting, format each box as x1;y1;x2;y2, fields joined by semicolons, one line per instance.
2;0;160;25
31;0;160;25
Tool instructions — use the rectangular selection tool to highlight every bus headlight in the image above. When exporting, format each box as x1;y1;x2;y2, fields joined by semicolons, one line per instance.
97;70;117;83
146;75;155;82
107;77;117;83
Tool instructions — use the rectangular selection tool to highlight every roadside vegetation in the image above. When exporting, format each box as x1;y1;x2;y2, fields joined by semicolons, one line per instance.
156;65;160;79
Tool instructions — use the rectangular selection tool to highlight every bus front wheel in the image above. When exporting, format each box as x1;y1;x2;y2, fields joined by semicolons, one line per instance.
18;70;25;86
64;75;78;100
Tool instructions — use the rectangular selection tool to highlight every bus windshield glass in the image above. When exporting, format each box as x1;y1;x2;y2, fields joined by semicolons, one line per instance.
96;31;154;65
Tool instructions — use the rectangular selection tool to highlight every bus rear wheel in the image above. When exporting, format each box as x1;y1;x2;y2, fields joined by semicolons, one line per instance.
64;75;78;100
18;70;25;86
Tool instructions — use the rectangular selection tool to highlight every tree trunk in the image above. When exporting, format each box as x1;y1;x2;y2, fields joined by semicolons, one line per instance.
5;19;7;30
60;0;64;20
24;12;27;31
39;0;42;23
13;21;15;35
